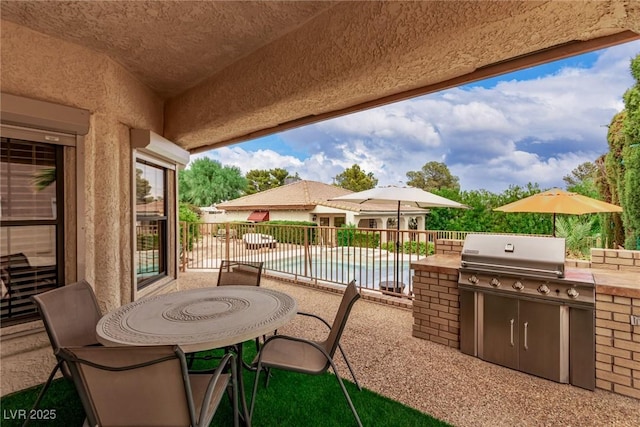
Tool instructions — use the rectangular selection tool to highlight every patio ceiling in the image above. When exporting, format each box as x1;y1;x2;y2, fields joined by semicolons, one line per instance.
2;1;639;152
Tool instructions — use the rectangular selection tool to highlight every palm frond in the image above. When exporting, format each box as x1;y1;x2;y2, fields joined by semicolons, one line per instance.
33;167;56;191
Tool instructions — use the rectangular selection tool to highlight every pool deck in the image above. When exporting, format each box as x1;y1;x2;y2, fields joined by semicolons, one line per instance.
178;271;640;427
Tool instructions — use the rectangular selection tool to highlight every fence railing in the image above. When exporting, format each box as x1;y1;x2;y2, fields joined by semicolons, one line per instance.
180;222;441;299
180;222;607;295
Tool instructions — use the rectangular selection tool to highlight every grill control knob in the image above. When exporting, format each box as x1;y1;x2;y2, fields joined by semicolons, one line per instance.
512;281;524;291
468;275;479;284
490;278;501;287
537;284;550;295
567;288;579;299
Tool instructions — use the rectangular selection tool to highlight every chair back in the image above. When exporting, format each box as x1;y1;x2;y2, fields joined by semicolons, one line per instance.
217;260;263;286
58;345;195;427
324;280;360;357
32;280;102;378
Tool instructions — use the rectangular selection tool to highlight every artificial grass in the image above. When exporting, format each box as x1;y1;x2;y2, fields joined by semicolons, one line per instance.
1;344;450;427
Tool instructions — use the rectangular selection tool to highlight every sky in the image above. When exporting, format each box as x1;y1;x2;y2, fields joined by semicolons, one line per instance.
192;40;640;193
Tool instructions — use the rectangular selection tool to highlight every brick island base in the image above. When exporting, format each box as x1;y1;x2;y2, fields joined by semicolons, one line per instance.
411;247;640;400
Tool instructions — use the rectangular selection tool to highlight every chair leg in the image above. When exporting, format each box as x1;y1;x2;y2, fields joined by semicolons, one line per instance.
230;356;239;427
338;342;361;390
22;360;63;427
249;361;263;421
329;359;363;427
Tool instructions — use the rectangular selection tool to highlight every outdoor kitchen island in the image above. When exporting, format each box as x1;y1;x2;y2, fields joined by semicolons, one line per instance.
411;246;640;400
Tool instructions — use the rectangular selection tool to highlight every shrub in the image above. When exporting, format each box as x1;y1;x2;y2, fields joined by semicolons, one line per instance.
255;221;317;245
336;224;380;248
382;240;434;255
179;202;201;251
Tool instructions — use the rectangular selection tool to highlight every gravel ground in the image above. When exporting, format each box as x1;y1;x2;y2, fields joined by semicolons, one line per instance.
178;272;640;427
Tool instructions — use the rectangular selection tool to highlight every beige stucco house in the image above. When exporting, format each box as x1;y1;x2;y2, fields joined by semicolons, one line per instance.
215;179;428;233
1;1;639;395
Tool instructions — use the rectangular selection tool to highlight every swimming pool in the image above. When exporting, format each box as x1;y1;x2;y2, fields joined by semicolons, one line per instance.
265;253;412;293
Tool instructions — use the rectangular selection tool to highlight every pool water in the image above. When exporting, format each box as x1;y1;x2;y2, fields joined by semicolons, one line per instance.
265;256;411;292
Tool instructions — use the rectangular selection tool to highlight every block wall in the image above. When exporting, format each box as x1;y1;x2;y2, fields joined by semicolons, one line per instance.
435;239;464;256
595;291;640;400
412;267;460;348
591;249;640;271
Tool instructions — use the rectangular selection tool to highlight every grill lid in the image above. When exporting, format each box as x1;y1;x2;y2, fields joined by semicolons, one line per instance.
460;234;565;278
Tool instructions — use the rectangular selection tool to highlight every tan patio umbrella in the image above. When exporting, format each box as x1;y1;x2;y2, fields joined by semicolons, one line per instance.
330;186;468;291
494;188;623;237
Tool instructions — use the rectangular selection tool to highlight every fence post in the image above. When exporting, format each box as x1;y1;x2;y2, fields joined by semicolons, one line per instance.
304;226;310;276
224;222;231;264
432;231;438;255
180;222;186;272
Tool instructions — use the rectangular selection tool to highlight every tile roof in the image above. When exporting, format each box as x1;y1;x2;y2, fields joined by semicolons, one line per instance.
216;180;427;214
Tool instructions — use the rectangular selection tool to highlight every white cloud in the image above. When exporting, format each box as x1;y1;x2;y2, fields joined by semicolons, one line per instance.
199;40;640;193
198;147;303;173
453;151;600;192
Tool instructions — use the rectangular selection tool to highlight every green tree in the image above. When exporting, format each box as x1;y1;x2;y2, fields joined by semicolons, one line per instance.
556;215;596;259
406;161;460;191
562;161;603;241
178;158;247;206
602;54;640;249
178;202;201;252
425;184;551;235
594;154;623;248
245;168;300;195
333;164;378;191
136;168;152;203
601;112;627;247
563;162;598;197
621;55;640;249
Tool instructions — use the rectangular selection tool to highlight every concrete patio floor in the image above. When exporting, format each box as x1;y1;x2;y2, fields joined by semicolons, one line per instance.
178;271;640;427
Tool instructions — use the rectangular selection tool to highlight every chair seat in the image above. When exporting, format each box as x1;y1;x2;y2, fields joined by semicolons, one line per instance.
190;373;231;423
256;337;330;374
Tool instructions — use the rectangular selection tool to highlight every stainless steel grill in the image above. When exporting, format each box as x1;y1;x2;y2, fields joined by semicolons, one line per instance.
458;234;595;390
461;233;566;279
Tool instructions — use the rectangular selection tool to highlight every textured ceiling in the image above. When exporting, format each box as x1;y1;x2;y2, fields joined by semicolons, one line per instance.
2;1;639;152
0;1;335;98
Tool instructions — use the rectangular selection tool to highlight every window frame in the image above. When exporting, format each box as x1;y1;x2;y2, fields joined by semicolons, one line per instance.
0;137;65;326
134;158;169;289
0;93;88;328
130;129;188;299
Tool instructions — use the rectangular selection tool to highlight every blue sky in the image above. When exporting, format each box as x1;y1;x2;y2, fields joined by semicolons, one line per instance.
193;40;640;193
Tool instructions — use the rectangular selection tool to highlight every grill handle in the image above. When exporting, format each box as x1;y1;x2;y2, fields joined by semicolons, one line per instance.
460;261;563;278
523;322;529;350
509;319;514;347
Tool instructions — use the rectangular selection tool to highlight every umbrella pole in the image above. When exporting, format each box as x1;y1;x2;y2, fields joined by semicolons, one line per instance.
396;201;400;293
553;212;556;237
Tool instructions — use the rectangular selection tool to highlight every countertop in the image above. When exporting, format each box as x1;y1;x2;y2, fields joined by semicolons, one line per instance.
411;254;460;273
411;254;639;297
592;268;640;298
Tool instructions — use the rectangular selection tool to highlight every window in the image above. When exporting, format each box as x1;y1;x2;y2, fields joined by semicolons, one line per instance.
334;217;346;228
1;138;63;324
131;129;188;294
135;159;167;289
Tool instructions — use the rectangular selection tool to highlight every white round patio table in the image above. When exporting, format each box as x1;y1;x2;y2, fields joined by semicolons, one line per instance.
96;286;297;353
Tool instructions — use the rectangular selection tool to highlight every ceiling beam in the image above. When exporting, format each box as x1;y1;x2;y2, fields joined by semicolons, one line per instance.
191;30;639;154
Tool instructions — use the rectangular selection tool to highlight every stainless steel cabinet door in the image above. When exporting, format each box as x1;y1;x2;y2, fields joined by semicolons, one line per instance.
519;300;567;383
482;293;518;370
